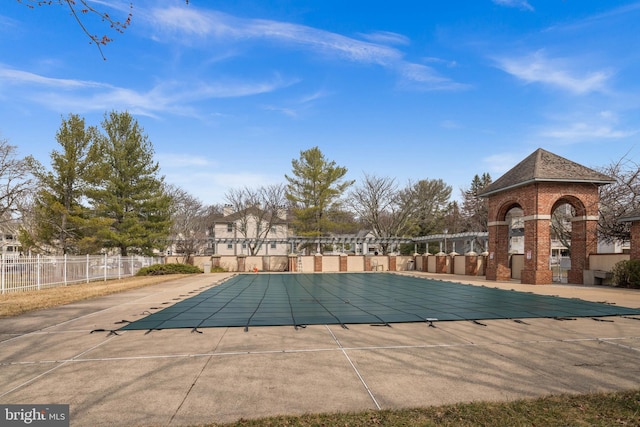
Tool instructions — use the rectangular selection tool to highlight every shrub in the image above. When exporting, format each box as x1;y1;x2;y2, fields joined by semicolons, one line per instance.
136;263;203;276
210;265;228;273
611;259;640;288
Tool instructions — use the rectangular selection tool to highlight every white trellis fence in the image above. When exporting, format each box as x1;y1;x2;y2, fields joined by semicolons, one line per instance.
0;254;163;294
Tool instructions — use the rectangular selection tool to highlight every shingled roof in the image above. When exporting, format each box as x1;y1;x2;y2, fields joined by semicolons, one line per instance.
479;148;614;197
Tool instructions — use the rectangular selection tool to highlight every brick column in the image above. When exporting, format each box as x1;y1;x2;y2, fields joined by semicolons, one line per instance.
314;254;322;272
364;256;372;271
486;222;511;281
237;254;246;272
521;216;552;285
422;254;429;272
211;255;221;269
465;252;478;276
435;253;447;274
339;254;348;272
288;254;297;272
389;255;397;271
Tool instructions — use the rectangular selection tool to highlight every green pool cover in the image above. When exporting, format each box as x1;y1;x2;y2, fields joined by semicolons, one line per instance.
119;273;640;331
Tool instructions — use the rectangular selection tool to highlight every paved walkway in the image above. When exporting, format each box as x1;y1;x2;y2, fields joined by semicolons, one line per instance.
1;272;640;426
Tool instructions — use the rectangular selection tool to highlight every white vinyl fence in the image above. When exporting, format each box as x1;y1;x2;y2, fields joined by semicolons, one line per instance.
0;254;163;294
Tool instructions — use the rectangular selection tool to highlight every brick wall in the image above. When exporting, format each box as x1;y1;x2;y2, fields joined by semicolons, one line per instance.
631;221;640;261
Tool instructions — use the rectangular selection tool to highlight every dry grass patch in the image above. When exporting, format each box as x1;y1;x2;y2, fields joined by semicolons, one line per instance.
209;389;640;426
0;274;191;317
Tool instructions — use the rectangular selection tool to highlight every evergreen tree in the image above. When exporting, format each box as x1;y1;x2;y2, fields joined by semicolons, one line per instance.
285;147;354;240
86;111;172;256
26;114;99;254
409;178;453;237
461;173;492;232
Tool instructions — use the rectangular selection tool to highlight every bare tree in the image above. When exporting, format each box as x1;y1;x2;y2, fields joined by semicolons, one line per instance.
347;175;453;254
597;154;640;243
550;203;576;253
347;174;415;254
17;0;133;59
224;184;287;256
166;185;209;264
0;139;33;224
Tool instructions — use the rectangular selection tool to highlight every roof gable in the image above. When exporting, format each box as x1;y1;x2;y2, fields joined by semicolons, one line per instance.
479;148;614;197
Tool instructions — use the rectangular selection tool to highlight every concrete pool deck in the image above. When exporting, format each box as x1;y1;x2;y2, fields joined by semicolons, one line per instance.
2;272;640;426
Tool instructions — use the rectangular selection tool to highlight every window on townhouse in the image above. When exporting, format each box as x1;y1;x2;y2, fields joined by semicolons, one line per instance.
227;223;233;232
227;243;233;250
270;242;276;249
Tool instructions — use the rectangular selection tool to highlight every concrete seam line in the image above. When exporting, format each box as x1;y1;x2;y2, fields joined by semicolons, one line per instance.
325;325;382;411
598;338;640;353
168;327;230;425
0;334;120;399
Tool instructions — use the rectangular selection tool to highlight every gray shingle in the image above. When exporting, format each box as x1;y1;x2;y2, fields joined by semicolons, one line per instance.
479;148;614;197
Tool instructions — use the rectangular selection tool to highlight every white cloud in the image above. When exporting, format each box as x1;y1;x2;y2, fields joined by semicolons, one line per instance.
0;14;19;31
538;110;637;142
0;65;292;116
398;63;469;91
540;122;636;140
358;31;410;46
147;6;463;91
262;105;298;118
495;50;612;94
424;57;458;68
156;153;215;168
0;66;108;89
492;0;534;12
299;89;330;104
150;7;402;66
483;153;523;174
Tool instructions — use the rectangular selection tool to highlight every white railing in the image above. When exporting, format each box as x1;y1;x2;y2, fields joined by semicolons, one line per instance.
0;254;163;294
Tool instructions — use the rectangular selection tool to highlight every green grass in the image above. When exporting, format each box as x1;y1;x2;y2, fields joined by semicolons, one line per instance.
200;389;640;426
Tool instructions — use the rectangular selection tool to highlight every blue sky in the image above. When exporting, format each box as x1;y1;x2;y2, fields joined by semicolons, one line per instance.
1;0;639;205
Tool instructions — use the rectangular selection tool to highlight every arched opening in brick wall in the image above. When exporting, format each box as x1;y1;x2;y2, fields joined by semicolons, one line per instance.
480;149;613;285
487;203;525;281
550;197;583;283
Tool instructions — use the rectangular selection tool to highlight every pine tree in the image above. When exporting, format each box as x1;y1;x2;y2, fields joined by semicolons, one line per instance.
27;114;98;254
461;173;492;232
86;111;172;256
285;147;354;240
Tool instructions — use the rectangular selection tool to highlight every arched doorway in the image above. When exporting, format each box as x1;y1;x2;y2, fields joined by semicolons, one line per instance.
480;149;613;285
